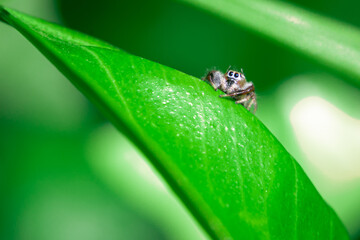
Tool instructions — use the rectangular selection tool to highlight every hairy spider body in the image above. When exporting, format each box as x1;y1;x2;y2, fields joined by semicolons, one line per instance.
203;69;257;112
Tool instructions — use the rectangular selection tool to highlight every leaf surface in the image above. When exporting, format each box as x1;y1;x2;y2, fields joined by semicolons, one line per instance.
0;7;349;239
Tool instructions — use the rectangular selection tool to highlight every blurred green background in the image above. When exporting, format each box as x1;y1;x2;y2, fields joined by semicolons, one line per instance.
1;0;359;239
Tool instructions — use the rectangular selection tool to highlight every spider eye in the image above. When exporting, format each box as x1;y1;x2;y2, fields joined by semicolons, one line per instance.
228;71;234;77
234;72;239;78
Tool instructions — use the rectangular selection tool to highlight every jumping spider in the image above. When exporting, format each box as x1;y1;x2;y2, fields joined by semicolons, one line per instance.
202;69;257;112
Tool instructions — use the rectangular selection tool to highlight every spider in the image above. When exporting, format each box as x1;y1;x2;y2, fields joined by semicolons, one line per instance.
202;68;257;112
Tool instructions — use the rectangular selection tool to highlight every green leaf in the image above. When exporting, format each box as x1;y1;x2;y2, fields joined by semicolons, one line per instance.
0;6;349;239
179;0;360;87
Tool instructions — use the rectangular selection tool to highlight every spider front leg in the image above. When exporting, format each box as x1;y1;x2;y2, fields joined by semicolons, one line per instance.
219;84;254;98
219;92;242;98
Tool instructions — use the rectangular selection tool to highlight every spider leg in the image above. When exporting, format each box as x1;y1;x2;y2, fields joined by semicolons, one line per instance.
246;92;257;113
203;71;219;91
235;94;251;104
219;84;254;98
209;80;218;91
220;92;242;98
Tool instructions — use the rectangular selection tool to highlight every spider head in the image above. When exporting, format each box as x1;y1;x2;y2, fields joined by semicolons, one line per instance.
226;70;245;81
